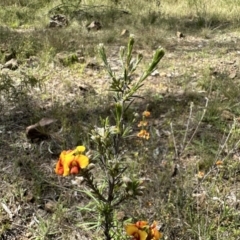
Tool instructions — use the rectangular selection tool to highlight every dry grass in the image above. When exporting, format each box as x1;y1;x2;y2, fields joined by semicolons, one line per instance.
1;0;240;239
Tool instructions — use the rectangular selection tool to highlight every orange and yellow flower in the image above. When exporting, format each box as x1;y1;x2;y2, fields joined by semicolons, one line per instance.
137;130;150;140
215;160;223;165
138;121;148;127
142;111;151;117
125;221;162;240
197;171;204;179
125;221;148;240
150;221;163;240
55;146;89;176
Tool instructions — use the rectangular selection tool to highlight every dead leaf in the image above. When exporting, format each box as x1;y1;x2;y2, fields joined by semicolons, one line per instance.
3;58;18;70
151;70;159;76
1;202;13;219
120;29;130;37
26;117;58;142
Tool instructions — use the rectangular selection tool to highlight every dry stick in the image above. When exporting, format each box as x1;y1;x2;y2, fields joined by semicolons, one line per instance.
181;101;194;153
183;97;209;153
198;224;202;240
171;97;209;160
215;118;236;161
170;122;179;159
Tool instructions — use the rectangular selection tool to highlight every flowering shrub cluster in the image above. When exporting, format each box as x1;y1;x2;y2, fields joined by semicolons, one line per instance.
137;111;151;140
54;36;164;239
125;221;162;240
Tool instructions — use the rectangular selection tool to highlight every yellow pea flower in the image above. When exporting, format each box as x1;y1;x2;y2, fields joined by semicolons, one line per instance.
137;130;150;140
142;111;151;117
125;221;162;240
125;221;148;240
150;221;163;240
138;121;148;127
55;146;89;176
197;171;204;179
215;160;223;165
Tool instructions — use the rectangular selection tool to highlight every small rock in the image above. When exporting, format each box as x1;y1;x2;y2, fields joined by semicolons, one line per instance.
166;73;172;78
177;31;185;38
151;70;159;76
71;176;84;186
86;21;102;31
